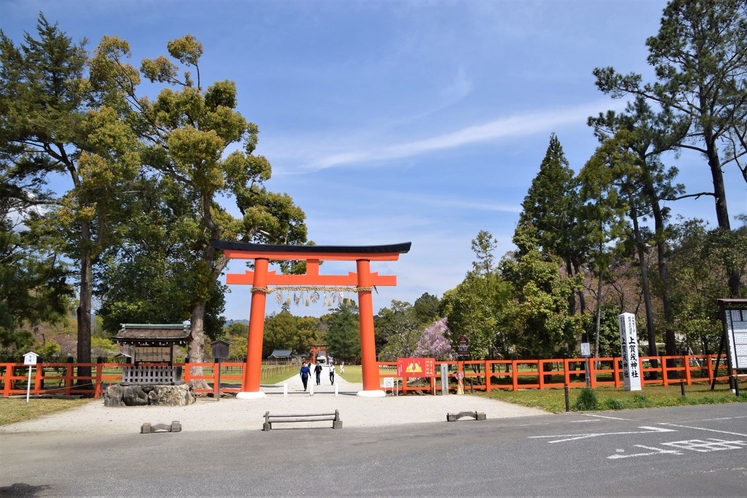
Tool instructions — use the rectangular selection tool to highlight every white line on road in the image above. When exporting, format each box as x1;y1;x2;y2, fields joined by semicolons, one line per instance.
608;444;683;459
659;423;747;438
584;414;628;421
530;426;676;444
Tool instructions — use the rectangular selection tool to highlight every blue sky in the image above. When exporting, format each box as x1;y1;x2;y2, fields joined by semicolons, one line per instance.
3;0;745;320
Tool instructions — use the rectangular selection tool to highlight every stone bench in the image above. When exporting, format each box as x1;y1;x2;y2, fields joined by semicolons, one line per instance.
263;410;342;431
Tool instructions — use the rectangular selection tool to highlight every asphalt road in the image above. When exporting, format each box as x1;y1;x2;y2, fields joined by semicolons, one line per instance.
1;403;746;496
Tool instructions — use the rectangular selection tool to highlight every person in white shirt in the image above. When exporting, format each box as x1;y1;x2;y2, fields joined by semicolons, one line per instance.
328;362;336;385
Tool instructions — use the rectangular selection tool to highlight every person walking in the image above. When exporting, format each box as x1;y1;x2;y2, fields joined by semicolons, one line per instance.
299;362;311;391
314;362;323;386
340;361;344;375
328;362;336;385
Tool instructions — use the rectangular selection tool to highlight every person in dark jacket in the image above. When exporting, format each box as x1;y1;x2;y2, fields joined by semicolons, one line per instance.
299;363;311;391
314;363;323;385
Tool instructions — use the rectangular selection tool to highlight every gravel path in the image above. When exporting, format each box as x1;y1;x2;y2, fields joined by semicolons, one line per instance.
0;373;547;434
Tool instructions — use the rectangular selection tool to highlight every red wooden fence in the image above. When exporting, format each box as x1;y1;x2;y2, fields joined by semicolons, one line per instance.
0;354;734;398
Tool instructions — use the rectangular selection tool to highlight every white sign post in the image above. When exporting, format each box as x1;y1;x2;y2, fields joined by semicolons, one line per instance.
23;352;39;403
580;342;592;388
383;376;395;396
724;308;747;371
617;314;642;391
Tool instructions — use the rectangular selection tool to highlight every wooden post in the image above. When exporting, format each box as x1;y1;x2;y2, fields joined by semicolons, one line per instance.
94;358;103;398
65;357;74;396
33;360;43;396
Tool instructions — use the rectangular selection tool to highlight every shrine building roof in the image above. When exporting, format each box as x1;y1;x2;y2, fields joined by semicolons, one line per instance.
116;323;192;346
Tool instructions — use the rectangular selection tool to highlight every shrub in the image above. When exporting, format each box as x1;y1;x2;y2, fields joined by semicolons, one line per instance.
602;398;625;410
574;388;599;411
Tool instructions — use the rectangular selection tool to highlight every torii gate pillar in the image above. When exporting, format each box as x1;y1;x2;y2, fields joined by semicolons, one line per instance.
213;240;411;398
242;257;269;399
356;259;380;397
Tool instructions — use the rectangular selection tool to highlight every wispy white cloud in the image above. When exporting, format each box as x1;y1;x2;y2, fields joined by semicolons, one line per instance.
440;66;473;101
296;100;623;172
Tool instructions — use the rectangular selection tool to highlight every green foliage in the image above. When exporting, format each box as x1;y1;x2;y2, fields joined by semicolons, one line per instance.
90;336;117;360
0;14;146;366
413;293;440;326
574;388;599;411
518;134;584;267
441;231;512;360
263;311;297;358
582;304;621;357
294;316;323;356
601;398;625;410
375;300;420;360
34;340;62;362
0;204;73;351
87;31;309;365
667;219;747;352
324;300;360;362
500;225;584;358
594;0;747;240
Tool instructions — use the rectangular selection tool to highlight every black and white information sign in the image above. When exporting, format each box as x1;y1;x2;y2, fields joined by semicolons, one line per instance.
725;308;747;370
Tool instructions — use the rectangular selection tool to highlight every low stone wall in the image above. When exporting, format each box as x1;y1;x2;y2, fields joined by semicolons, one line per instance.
104;383;196;407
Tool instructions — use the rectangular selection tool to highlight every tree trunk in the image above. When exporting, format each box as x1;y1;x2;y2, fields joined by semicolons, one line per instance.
594;266;603;358
705;106;739;297
631;203;658;358
76;223;93;387
565;258;576;316
188;301;210;390
705;138;731;231
652;201;676;356
572;259;587;314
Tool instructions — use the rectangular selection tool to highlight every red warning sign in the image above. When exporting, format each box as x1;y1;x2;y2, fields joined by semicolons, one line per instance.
397;357;436;377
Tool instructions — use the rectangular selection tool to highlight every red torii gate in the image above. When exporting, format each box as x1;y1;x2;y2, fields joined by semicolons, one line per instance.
212;240;411;398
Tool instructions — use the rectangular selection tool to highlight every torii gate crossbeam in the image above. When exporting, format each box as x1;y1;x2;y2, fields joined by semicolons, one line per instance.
212;240;411;398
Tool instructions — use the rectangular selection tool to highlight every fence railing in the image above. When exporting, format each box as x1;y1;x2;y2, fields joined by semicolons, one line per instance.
0;354;734;398
377;354;735;395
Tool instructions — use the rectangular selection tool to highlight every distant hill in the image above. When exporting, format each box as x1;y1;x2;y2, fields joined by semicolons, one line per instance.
225;319;249;326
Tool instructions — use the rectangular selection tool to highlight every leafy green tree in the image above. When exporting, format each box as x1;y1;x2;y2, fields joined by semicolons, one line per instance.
588;96;685;355
413;292;440;326
594;0;747;295
96;174;225;337
263;310;297;358
580;132;667;356
668;218;747;353
89;34;308;379
294;315;323;357
441;231;512;360
219;322;249;360
499;225;584;358
375;300;420;360
324;300;360;362
584;304;623;357
0;15;140;375
518;134;587;315
0;208;73;351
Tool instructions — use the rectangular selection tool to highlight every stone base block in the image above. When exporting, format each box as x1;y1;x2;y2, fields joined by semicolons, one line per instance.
104;384;196;407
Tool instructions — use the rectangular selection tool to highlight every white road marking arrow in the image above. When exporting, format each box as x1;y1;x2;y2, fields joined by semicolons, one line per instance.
530;426;676;444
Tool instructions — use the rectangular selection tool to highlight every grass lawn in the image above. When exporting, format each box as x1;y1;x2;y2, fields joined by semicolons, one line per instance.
268;364;364;384
0;397;95;426
482;383;747;413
